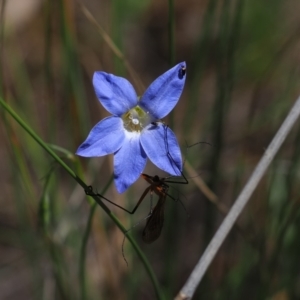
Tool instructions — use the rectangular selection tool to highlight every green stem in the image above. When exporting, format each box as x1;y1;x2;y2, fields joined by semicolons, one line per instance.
168;0;175;66
168;0;175;129
80;202;97;300
0;97;164;300
0;0;6;96
79;175;113;300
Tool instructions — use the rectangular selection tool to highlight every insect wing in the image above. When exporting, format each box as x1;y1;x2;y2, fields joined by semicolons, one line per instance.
142;195;166;244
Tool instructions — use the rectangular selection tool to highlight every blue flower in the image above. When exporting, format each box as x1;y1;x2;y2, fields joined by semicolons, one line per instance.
76;62;186;193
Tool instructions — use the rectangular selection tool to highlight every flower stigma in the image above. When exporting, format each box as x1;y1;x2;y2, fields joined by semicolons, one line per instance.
122;105;151;132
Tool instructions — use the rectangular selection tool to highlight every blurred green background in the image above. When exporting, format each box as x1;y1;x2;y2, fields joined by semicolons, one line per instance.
1;0;300;299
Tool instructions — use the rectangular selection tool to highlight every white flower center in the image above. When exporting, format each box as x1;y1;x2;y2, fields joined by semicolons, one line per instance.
132;118;139;125
122;105;152;132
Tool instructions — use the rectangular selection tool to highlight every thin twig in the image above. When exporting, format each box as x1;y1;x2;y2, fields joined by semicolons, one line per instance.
77;1;145;94
184;161;226;213
175;94;300;300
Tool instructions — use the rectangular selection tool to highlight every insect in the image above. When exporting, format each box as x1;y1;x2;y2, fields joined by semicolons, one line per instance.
120;172;188;265
140;169;189;243
141;174;170;243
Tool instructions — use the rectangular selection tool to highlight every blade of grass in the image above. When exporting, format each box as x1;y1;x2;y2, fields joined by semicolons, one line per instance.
184;0;218;138
80;202;97;300
167;0;175;132
59;0;90;137
0;0;6;96
111;0;126;75
79;175;113;300
168;0;175;67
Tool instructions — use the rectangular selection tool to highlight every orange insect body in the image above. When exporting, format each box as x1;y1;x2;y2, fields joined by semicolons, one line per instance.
141;174;168;195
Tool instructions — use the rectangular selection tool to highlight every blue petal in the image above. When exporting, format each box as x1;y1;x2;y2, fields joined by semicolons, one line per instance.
114;133;147;193
140;123;182;175
76;116;125;157
93;72;138;116
139;62;186;120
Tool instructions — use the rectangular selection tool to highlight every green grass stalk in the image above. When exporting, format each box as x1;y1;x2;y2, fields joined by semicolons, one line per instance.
0;97;165;300
79;175;113;300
